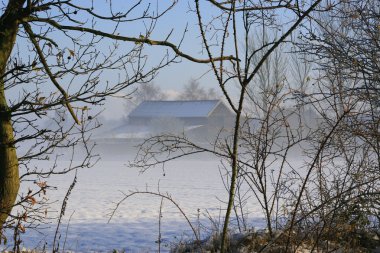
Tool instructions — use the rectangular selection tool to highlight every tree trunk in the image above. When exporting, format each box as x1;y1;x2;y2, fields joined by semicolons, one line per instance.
0;1;24;230
0;87;19;230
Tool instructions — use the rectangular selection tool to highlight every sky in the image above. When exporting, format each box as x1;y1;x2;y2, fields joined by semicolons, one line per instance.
110;0;221;88
80;0;232;120
8;0;225;120
5;0;305;121
123;0;225;90
99;0;292;120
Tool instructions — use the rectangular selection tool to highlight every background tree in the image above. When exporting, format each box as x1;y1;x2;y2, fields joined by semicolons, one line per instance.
134;83;167;103
178;78;219;100
245;30;287;115
123;82;167;117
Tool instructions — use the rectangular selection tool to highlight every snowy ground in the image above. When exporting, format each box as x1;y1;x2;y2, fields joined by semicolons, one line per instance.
2;149;268;252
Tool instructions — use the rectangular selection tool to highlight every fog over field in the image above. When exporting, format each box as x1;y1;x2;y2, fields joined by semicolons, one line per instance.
8;151;267;252
4;122;314;252
2;105;315;252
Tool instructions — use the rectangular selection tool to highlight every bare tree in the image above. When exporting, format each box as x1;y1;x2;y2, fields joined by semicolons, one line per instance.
115;1;325;252
124;82;167;116
245;30;287;114
194;1;326;251
109;0;380;251
178;78;219;100
0;0;236;242
284;0;380;249
135;82;167;102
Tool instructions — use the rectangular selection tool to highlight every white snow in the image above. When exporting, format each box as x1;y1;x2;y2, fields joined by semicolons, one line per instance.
3;155;267;252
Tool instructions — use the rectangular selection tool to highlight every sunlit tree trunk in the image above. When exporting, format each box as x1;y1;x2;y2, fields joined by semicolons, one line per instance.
0;0;24;229
0;83;19;231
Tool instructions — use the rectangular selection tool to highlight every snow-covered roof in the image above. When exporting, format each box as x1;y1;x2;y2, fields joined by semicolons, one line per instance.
129;100;229;118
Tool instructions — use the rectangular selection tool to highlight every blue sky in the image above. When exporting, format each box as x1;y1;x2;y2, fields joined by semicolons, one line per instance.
3;1;218;120
98;1;223;118
97;0;220;88
127;0;223;91
5;0;303;120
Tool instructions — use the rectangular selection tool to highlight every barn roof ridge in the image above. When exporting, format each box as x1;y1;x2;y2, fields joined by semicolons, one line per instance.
141;99;220;102
129;99;231;118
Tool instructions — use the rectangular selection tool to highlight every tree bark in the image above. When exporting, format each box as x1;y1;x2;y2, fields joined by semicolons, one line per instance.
0;86;19;230
0;0;25;230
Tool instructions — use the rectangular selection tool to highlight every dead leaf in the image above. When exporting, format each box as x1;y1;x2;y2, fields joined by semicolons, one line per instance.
26;195;37;205
22;212;27;222
18;224;26;233
36;181;47;188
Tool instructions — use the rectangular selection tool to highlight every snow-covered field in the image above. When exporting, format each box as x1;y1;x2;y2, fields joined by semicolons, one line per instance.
3;150;267;252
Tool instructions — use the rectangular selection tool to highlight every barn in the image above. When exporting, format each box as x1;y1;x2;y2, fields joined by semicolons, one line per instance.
128;99;235;138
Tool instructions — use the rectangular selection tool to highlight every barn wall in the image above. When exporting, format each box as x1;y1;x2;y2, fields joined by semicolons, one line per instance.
208;103;235;129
